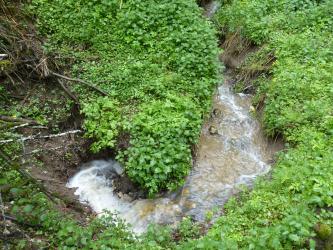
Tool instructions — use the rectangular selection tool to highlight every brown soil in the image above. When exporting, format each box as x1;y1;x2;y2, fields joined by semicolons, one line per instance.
24;132;92;217
219;32;276;95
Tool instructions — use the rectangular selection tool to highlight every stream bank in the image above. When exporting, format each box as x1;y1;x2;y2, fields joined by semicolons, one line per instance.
3;0;332;248
67;22;283;232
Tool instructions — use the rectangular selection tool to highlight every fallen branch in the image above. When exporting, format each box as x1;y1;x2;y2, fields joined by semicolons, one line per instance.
57;79;79;104
0;129;82;144
9;123;48;131
0;54;8;60
0;115;41;125
1;214;41;228
9;123;29;130
4;72;16;86
52;71;108;96
30;125;49;130
0;191;7;233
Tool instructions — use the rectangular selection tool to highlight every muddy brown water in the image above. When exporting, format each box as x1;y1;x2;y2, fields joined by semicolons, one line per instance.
66;1;282;234
67;71;282;233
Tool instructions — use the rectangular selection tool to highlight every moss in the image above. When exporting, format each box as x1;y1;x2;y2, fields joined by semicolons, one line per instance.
315;223;332;241
0;60;13;73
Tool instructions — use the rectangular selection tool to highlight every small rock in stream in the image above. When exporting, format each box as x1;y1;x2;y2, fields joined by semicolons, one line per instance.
117;192;134;202
211;108;222;118
122;194;134;202
209;125;218;135
249;106;256;113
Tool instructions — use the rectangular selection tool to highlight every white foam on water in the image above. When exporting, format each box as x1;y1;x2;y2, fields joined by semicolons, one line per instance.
65;0;278;233
67;160;131;214
66;78;276;233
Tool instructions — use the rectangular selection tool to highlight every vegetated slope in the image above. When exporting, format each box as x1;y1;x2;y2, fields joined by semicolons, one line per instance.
0;1;219;249
3;0;332;249
30;0;219;196
181;0;333;249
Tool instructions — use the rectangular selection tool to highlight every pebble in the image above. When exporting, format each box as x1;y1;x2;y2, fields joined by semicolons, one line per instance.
209;125;218;135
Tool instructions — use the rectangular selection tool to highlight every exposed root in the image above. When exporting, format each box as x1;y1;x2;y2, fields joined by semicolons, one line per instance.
0;0;49;81
220;31;254;69
237;46;275;85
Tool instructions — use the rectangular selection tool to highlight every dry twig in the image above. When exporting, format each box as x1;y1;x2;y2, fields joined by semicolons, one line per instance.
0;129;82;144
57;79;79;104
52;72;108;96
0;115;41;125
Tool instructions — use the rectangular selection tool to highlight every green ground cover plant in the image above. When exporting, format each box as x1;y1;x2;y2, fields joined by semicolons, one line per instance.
29;0;219;195
1;0;217;248
2;0;333;248
1;164;203;249
181;0;333;248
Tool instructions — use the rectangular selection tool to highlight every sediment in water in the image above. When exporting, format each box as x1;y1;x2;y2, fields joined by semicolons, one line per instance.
67;0;283;234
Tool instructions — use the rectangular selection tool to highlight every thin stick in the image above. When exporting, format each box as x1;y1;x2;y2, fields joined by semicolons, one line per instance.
0;54;8;59
52;72;108;96
0;129;82;144
57;79;79;104
0;192;7;233
0;115;41;125
13;72;25;85
5;73;15;86
9;123;29;130
0;214;41;228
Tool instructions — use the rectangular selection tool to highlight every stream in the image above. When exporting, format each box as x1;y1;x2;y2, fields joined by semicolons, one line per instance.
67;72;279;233
67;2;280;234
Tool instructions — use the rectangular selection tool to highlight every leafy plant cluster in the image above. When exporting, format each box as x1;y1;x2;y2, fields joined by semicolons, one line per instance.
0;80;73;131
30;0;219;195
1;168;133;249
3;0;333;249
1;165;206;248
181;0;333;249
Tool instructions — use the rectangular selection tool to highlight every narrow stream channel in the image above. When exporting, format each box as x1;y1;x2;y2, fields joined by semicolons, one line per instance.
67;2;280;234
67;72;279;234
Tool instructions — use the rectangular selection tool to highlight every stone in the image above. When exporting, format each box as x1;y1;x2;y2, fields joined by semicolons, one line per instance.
3;228;10;235
122;194;133;202
117;192;123;199
112;162;124;175
212;108;222;117
249;105;256;113
209;125;218;135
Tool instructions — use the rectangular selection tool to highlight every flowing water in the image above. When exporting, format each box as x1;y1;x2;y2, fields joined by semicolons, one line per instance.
67;2;281;234
67;72;280;233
